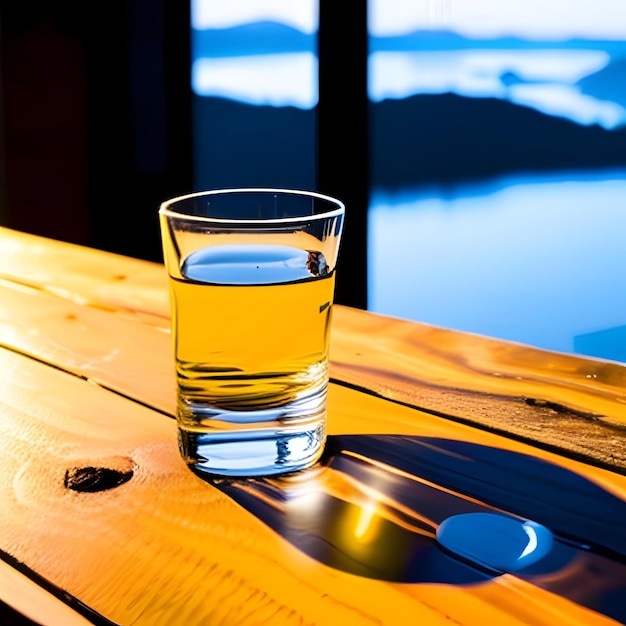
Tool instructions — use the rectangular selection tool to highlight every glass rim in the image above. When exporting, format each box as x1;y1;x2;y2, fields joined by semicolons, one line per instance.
159;187;345;224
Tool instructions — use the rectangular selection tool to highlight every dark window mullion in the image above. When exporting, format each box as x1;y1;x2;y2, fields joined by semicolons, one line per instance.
317;1;369;309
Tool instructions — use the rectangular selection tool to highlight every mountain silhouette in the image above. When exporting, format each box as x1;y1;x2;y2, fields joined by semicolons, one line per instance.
192;93;626;191
193;21;314;58
371;30;626;55
192;22;626;57
578;55;626;109
371;92;626;188
193;96;316;191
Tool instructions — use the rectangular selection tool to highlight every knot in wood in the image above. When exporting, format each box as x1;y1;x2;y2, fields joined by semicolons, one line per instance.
64;466;133;492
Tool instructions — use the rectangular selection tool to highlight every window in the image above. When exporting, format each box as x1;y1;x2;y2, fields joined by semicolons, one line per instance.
189;0;626;362
367;0;626;362
190;0;318;191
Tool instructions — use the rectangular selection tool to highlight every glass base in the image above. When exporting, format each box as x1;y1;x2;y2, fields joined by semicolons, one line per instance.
177;386;327;477
179;423;326;477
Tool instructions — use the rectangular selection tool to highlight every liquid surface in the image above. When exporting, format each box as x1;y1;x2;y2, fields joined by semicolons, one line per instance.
172;244;335;476
181;244;328;285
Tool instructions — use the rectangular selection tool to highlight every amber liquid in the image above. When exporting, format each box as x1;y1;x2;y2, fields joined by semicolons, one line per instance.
170;244;335;476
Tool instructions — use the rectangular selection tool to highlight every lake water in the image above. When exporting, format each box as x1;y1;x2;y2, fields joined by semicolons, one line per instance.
368;169;626;362
369;49;626;129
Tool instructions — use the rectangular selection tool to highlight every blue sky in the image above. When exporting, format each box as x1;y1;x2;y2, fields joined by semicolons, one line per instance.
192;0;626;40
192;0;317;33
370;0;626;39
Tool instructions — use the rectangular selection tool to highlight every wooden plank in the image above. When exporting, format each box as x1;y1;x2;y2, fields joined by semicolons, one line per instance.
1;346;625;626
0;557;105;626
0;278;175;415
1;227;626;623
332;306;626;423
330;306;626;472
1;227;625;472
0;226;170;326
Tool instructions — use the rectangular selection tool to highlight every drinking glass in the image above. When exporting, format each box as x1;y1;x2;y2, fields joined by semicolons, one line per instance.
159;189;345;477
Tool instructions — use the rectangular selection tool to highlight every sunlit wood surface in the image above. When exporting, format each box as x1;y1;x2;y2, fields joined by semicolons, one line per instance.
0;226;625;626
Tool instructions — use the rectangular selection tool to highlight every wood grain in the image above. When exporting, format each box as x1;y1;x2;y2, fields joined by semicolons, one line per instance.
330;306;626;471
1;346;624;626
1;226;625;471
1;226;626;625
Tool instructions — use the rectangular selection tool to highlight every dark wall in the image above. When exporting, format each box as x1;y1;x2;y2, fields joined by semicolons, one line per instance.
0;0;191;262
0;1;368;307
1;1;90;244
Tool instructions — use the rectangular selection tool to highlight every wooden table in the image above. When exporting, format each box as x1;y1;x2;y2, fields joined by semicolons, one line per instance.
0;226;625;625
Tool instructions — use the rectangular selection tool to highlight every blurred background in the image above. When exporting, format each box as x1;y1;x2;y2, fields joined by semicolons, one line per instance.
2;0;626;363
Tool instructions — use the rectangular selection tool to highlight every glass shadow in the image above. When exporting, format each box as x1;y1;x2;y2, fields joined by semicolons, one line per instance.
198;434;626;623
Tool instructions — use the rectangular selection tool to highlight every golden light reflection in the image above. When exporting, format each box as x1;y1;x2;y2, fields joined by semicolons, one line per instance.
354;500;377;541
